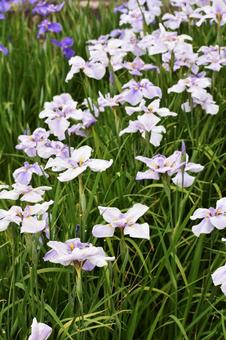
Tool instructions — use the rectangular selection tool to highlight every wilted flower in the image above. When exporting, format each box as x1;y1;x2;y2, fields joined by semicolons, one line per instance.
191;198;226;236
28;317;52;340
44;237;115;270
45;145;113;182
92;203;150;239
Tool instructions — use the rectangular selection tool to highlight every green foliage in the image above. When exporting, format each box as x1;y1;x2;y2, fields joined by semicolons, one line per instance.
0;0;226;339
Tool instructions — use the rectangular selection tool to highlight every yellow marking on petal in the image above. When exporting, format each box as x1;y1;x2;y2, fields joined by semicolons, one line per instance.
69;243;75;250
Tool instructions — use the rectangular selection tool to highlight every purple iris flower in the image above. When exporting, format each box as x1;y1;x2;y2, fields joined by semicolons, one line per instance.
0;43;8;55
37;19;62;38
51;37;75;59
32;1;64;16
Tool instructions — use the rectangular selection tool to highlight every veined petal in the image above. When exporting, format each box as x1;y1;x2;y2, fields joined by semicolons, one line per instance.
136;170;160;180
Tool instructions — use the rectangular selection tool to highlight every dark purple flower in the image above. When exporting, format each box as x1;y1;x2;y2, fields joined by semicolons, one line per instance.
51;37;75;59
37;19;62;38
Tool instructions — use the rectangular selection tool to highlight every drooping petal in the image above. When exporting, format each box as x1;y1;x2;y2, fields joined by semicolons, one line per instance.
136;170;160;180
21;216;46;233
125;203;148;224
92;224;115;237
57;166;87;182
124;223;150;239
98;206;122;223
88;159;113;172
172;171;195;187
190;208;210;220
210;215;226;230
192;218;214;237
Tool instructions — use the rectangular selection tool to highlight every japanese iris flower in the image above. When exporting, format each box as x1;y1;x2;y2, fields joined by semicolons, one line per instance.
0;183;51;203
66;56;106;81
119;113;166;147
13;162;45;185
191;198;226;237
92;203;150;239
120;79;162;106
43;238;115;270
28;317;52;340
135;151;203;187
0;201;53;233
212;263;226;295
45;145;113;182
39;93;84;141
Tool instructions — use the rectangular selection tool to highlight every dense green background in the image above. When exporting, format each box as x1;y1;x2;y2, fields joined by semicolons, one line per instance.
0;1;226;339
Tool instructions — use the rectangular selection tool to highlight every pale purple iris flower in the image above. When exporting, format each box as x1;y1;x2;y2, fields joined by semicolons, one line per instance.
123;56;159;76
212;263;226;295
16;128;70;159
43;238;115;270
168;72;219;115
0;200;53;233
45;145;113;182
39;93;84;141
191;198;226;236
120;79;162;106
16;128;50;157
0;183;51;203
192;0;226;26
66;56;106;81
197;45;226;71
119;113;166;147
125;99;177;117
28;317;52;340
51;37;75;59
37;19;62;38
13;162;45;185
136;150;204;187
92;203;150;239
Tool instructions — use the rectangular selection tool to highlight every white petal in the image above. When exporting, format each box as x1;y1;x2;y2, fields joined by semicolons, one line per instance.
125;203;148;224
124;223;150;239
92;224;115;238
192;219;214;237
21;216;46;233
190;208;210;220
172;171;195;187
210;215;226;230
88;159;113;172
58;167;87;182
98;206;122;223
